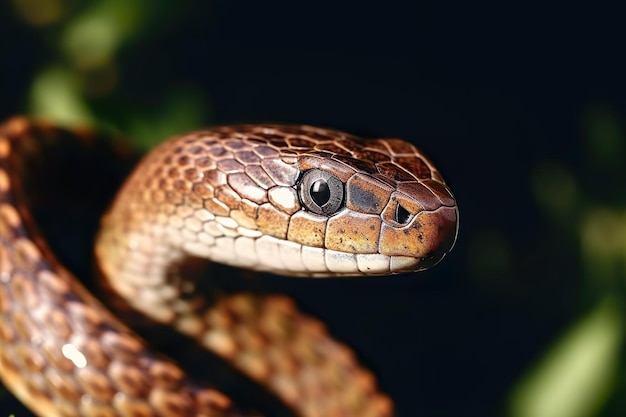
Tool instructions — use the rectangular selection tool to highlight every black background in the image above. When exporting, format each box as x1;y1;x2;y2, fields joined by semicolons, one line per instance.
1;1;625;416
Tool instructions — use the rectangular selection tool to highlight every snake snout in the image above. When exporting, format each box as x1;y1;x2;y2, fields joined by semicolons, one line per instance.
375;173;458;266
414;205;459;270
379;200;458;271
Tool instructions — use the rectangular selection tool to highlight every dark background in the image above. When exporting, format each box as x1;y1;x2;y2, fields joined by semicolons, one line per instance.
1;1;625;416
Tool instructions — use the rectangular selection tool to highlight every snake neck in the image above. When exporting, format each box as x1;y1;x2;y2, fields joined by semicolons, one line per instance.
96;217;183;319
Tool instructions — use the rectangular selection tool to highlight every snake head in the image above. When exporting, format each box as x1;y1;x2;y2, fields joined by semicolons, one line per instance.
103;124;458;278
296;135;458;275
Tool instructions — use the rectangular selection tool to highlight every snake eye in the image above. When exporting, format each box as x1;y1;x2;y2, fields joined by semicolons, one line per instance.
395;204;412;224
299;169;344;216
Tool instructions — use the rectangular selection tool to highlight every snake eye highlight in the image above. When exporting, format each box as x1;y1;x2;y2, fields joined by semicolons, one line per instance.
395;204;412;224
311;180;331;206
299;169;344;216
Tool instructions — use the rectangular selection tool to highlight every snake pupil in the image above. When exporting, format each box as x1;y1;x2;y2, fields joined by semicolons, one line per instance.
310;179;331;206
298;169;344;216
396;204;411;224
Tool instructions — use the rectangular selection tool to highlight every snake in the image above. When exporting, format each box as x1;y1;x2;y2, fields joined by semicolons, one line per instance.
0;117;458;417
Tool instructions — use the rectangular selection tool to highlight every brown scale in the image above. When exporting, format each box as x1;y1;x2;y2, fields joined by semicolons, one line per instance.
0;117;458;417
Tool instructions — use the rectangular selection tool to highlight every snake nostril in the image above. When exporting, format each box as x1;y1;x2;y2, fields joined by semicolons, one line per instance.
395;204;412;225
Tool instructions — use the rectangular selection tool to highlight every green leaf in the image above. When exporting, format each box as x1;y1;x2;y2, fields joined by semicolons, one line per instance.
509;298;624;417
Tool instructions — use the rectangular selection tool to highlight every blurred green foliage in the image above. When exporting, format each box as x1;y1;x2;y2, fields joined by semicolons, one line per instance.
509;298;623;417
17;0;211;148
510;104;626;417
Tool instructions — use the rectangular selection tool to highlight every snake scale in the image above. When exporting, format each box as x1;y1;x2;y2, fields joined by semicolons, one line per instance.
0;117;458;417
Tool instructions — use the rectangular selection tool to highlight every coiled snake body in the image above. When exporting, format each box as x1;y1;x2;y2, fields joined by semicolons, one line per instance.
0;117;458;417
